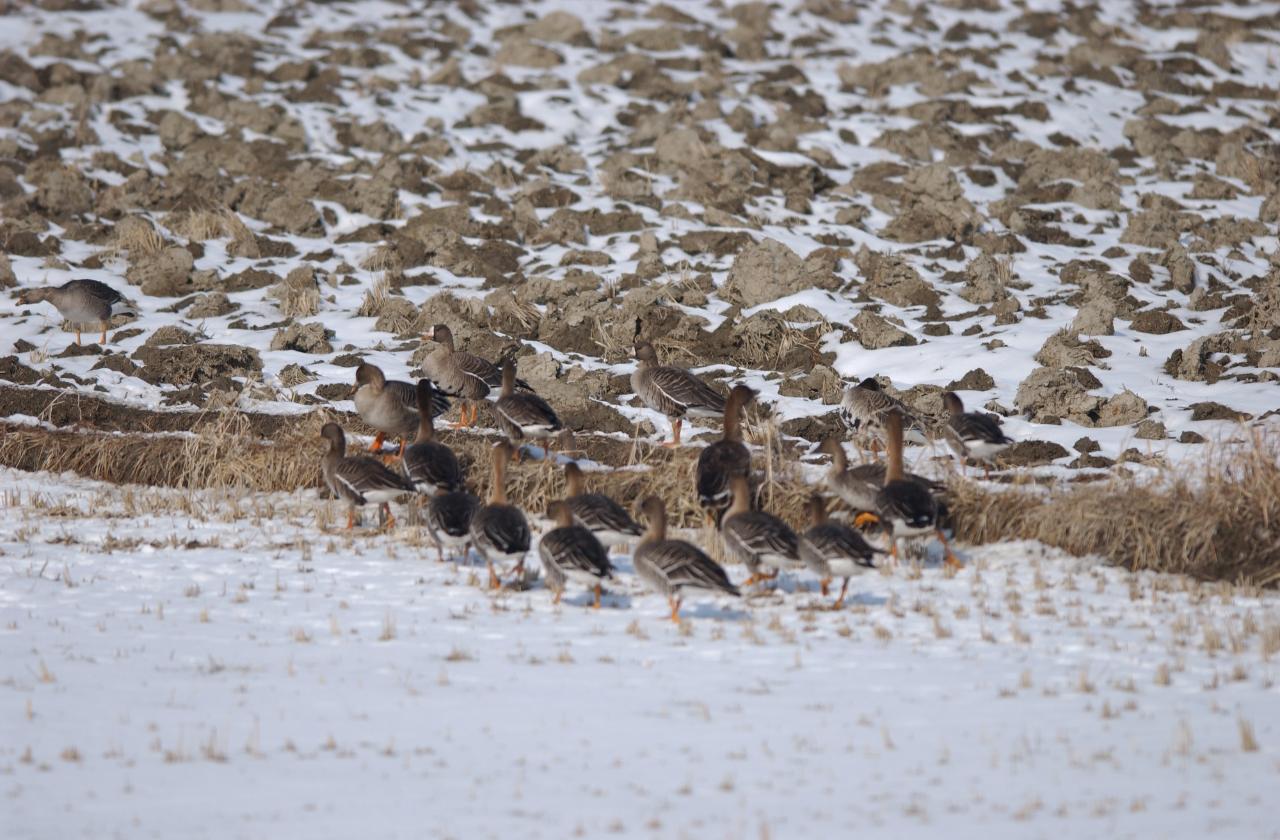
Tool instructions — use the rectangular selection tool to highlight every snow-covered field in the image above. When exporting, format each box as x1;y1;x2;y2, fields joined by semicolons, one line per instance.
3;466;1278;838
2;0;1280;835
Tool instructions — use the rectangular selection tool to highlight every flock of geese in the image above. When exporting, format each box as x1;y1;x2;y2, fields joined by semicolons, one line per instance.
14;280;1016;620
322;325;1015;620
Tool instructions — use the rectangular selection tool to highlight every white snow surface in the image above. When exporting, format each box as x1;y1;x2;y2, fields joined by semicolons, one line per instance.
2;467;1279;839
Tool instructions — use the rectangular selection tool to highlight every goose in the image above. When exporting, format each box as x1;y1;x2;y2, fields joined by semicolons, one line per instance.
420;324;528;427
871;412;960;568
425;488;480;564
352;363;449;457
633;496;740;622
401;379;463;495
942;391;1013;479
17;279;136;345
799;494;880;609
631;340;726;447
840;377;929;456
562;462;642;548
720;474;801;586
694;384;756;526
819;436;944;514
469;441;532;588
320;422;412;530
494;360;562;454
538;500;614;607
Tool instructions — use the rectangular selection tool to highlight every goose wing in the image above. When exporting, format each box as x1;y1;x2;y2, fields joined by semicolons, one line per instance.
386;378;450;418
567;493;641;537
67;278;125;306
875;480;938;530
472;504;531;554
723;511;800;561
496;393;562;433
800;523;879;569
645;366;726;415
652;540;740;596
949;412;1012;446
402;440;462;493
427;491;479;538
333;456;410;500
539;526;612;579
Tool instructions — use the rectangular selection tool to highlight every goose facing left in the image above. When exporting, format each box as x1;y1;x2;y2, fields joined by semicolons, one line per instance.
320;422;412;530
352;363;449;457
17;279;136;345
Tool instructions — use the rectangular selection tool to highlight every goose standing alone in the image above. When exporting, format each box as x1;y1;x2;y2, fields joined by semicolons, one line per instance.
695;384;756;525
799;494;880;609
319;422;412;530
942;391;1013;479
720;474;802;586
469;441;532;589
562;462;641;549
401;379;463;495
872;413;960;568
631;340;726;447
494;360;562;455
840;377;929;456
17;279;136;345
352;362;449;457
538;501;614;607
420;324;525;428
633;496;740;622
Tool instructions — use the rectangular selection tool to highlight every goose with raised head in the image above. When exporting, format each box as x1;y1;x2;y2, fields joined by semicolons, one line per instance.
420;324;503;428
631;340;726;447
17;279;136;345
401;379;463;496
942;391;1013;479
469;441;532;588
320;423;412;530
494;360;562;454
352;362;449;457
562;462;641;548
633;496;739;623
539;501;614;608
840;377;929;456
694;384;756;526
720;474;802;586
871;412;960;568
799;494;880;609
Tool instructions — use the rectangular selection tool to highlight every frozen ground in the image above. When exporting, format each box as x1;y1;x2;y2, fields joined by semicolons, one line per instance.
2;466;1278;838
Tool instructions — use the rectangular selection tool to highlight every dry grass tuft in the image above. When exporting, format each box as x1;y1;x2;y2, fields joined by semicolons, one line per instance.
947;429;1280;587
169;209;259;255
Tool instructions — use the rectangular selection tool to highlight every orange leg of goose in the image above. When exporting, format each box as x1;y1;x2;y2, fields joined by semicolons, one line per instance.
100;322;108;345
381;504;396;531
853;512;880;529
552;590;562;605
668;596;682;623
487;562;501;590
820;577;831;597
661;418;683;448
75;328;82;345
889;539;900;566
345;508;356;530
832;577;851;610
593;584;602;609
937;529;961;569
368;432;385;454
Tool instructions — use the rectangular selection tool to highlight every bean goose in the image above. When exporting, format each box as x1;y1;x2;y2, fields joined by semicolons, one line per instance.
320;422;412;530
469;441;532;589
17;279;136;345
840;377;929;456
695;385;756;526
425;488;480;563
563;462;641;548
721;474;802;586
943;391;1013;479
631;340;726;447
633;496;739;623
494;360;562;454
539;501;614;607
819;436;944;514
872;413;960;568
799;494;879;609
401;379;463;495
352;363;449;457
